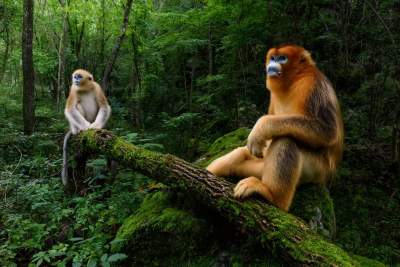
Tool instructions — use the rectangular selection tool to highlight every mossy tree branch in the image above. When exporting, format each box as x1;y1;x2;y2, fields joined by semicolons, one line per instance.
70;129;381;267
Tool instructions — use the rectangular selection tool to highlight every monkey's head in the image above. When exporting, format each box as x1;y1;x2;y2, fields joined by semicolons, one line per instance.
265;45;315;86
72;69;94;89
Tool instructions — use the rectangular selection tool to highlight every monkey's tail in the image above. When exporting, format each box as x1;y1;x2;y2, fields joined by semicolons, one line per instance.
61;131;72;186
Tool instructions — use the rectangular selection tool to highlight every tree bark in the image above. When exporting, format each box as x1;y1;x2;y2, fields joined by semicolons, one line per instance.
208;23;213;76
129;31;143;128
57;0;68;105
69;129;380;267
392;111;400;176
95;0;106;79
22;0;35;135
0;27;10;83
66;18;85;77
102;0;134;92
131;31;141;94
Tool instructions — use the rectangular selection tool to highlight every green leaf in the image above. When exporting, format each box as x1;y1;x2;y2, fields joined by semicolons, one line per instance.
107;253;128;262
100;254;108;262
87;259;97;267
69;237;84;242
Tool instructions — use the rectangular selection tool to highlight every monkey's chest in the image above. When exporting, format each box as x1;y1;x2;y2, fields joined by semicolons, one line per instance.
274;103;300;115
77;94;98;123
273;97;304;114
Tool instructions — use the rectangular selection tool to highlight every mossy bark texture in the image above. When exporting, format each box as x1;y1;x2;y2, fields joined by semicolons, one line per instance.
71;129;383;267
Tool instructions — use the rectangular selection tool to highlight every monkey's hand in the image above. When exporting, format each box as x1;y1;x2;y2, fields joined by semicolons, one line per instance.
247;116;270;158
71;126;90;135
89;122;103;129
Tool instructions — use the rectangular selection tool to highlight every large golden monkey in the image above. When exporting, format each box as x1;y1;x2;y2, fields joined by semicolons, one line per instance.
62;69;111;186
207;45;343;211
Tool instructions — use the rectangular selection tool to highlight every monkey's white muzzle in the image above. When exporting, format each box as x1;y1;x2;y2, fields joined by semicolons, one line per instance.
266;61;282;77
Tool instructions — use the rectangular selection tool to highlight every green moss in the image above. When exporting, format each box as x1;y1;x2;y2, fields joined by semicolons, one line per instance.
195;127;250;167
112;191;211;265
351;255;386;267
113;190;283;266
291;184;336;239
215;197;360;266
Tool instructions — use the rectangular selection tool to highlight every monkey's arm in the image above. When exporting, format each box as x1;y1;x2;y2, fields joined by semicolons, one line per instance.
91;87;111;129
65;106;91;134
248;114;337;157
65;90;92;133
91;104;111;129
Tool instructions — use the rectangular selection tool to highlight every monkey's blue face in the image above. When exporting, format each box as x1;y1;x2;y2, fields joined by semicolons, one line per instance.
73;73;83;86
266;55;288;77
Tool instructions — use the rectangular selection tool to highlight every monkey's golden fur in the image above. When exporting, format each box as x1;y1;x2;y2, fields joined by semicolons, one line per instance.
207;45;343;211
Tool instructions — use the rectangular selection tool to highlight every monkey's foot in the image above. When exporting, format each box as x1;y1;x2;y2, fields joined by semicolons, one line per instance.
234;176;265;199
90;122;103;129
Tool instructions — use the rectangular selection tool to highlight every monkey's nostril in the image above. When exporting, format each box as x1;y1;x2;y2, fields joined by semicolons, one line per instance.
268;66;278;72
267;66;281;76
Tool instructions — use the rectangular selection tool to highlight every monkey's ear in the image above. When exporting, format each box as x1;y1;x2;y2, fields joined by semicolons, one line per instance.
301;50;315;65
89;75;93;81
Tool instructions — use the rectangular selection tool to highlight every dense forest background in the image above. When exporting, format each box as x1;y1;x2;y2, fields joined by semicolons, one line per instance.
0;0;399;266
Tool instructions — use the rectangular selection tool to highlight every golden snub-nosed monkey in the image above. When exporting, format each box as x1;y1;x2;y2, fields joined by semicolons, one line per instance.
62;69;111;186
207;45;343;211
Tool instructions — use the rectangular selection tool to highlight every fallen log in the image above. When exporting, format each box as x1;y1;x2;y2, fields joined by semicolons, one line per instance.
70;129;382;266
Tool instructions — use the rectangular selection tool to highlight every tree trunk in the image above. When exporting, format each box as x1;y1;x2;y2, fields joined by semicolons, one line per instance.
66;18;85;75
0;27;10;83
392;111;400;176
69;129;381;267
189;64;194;113
75;22;85;66
22;0;35;135
57;0;68;105
208;23;213;76
130;32;143;128
97;0;106;79
131;32;141;93
102;0;134;92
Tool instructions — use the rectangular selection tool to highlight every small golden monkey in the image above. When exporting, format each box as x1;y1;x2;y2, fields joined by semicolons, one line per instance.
62;69;111;186
207;45;343;211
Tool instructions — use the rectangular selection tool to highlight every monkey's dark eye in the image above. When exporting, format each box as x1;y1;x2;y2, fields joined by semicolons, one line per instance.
278;56;288;64
74;74;83;79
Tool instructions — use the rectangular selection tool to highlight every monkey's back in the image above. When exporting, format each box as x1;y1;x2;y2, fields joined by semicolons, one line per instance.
306;72;344;180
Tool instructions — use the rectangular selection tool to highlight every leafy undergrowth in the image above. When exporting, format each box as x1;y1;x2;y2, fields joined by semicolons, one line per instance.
325;141;400;265
0;156;150;266
0;128;283;266
332;169;400;264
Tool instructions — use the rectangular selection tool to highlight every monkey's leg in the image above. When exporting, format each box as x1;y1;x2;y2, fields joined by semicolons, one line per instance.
206;146;264;179
234;138;302;211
